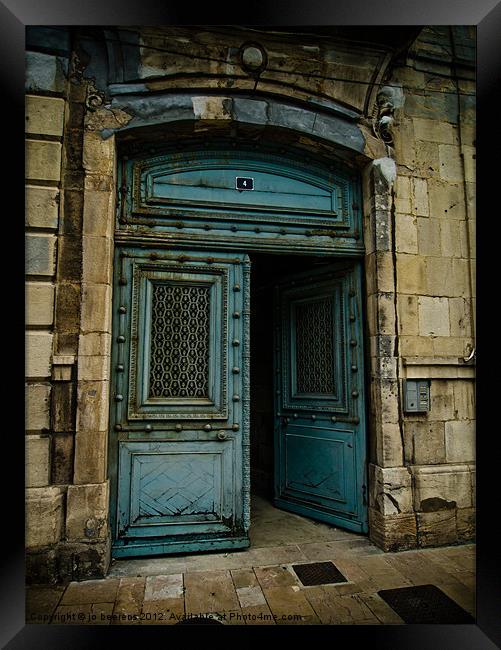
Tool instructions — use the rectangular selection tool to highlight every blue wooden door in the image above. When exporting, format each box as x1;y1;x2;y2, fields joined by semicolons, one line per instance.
274;262;368;533
110;247;251;557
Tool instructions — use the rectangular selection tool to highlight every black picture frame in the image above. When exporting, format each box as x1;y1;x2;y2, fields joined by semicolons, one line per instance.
7;0;498;646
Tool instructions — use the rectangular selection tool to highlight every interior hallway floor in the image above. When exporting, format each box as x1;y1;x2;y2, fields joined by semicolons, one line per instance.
26;495;475;625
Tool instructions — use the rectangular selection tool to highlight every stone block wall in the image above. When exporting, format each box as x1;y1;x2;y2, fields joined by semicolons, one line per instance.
25;29;112;582
25;43;67;570
367;26;476;549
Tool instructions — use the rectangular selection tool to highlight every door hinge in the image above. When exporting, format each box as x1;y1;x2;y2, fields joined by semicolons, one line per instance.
362;484;367;506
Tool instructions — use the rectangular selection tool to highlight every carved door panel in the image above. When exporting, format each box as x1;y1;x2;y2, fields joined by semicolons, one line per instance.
274;262;368;533
109;247;250;557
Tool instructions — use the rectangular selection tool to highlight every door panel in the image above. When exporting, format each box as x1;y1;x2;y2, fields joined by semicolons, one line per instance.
283;424;356;512
118;439;236;536
274;262;367;532
110;248;250;557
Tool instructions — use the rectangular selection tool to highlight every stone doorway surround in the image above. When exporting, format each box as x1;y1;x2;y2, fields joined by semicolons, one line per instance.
61;91;415;579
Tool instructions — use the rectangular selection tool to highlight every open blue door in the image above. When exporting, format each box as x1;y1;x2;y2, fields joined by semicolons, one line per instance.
274;261;368;533
110;247;251;557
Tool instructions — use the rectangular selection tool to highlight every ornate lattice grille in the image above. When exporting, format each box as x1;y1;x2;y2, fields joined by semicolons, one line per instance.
295;298;335;394
149;283;210;398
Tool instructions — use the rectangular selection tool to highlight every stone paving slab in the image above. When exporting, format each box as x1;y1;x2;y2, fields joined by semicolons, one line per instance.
184;569;241;614
384;549;471;590
296;538;379;562
89;603;115;625
141;597;185;625
230;568;259;590
112;576;145;622
235;585;267;608
26;585;65;624
426;545;476;572
108;557;188;578
356;555;414;591
59;578;120;605
304;588;380;624
254;565;299;589
248;517;356;547
239;603;276;625
144;574;183;601
261;585;321;625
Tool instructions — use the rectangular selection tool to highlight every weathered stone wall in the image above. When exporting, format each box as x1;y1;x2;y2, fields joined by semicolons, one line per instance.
25;29;69;581
367;26;476;549
25;27;113;582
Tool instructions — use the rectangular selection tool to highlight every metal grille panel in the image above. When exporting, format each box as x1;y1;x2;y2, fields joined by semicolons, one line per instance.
377;584;475;624
292;561;347;586
295;298;335;394
149;283;210;398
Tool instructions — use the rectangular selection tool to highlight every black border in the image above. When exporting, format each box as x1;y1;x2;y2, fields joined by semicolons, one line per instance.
8;0;500;647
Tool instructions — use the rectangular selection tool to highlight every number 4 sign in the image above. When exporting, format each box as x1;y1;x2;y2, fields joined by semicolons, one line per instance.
236;177;254;191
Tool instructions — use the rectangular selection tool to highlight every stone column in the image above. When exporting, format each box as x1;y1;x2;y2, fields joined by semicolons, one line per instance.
61;95;131;578
363;158;418;551
62;98;122;578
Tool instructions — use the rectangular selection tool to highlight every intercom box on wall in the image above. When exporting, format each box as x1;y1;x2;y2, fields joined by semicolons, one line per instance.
403;379;430;413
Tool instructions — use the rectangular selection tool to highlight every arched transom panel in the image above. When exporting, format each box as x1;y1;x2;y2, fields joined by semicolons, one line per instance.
118;145;363;256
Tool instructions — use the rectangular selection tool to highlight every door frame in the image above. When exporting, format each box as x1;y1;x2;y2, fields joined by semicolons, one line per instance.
73;101;404;570
108;141;369;557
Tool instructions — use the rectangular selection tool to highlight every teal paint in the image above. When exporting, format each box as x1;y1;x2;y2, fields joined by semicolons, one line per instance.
117;147;364;257
110;147;367;558
273;262;368;533
112;536;250;558
109;248;250;557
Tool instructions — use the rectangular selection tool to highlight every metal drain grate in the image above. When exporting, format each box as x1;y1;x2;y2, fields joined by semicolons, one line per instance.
292;561;348;586
378;584;475;624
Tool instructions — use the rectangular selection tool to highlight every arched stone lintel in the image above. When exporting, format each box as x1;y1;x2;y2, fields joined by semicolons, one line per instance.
98;93;386;161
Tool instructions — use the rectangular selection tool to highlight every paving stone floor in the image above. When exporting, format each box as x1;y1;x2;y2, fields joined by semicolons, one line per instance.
26;495;475;626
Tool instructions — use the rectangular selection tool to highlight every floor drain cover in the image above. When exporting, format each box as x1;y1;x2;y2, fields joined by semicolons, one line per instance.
377;584;475;624
292;561;347;586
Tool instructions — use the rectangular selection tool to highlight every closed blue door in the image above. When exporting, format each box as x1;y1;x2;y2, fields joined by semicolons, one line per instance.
109;247;251;557
274;262;368;533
